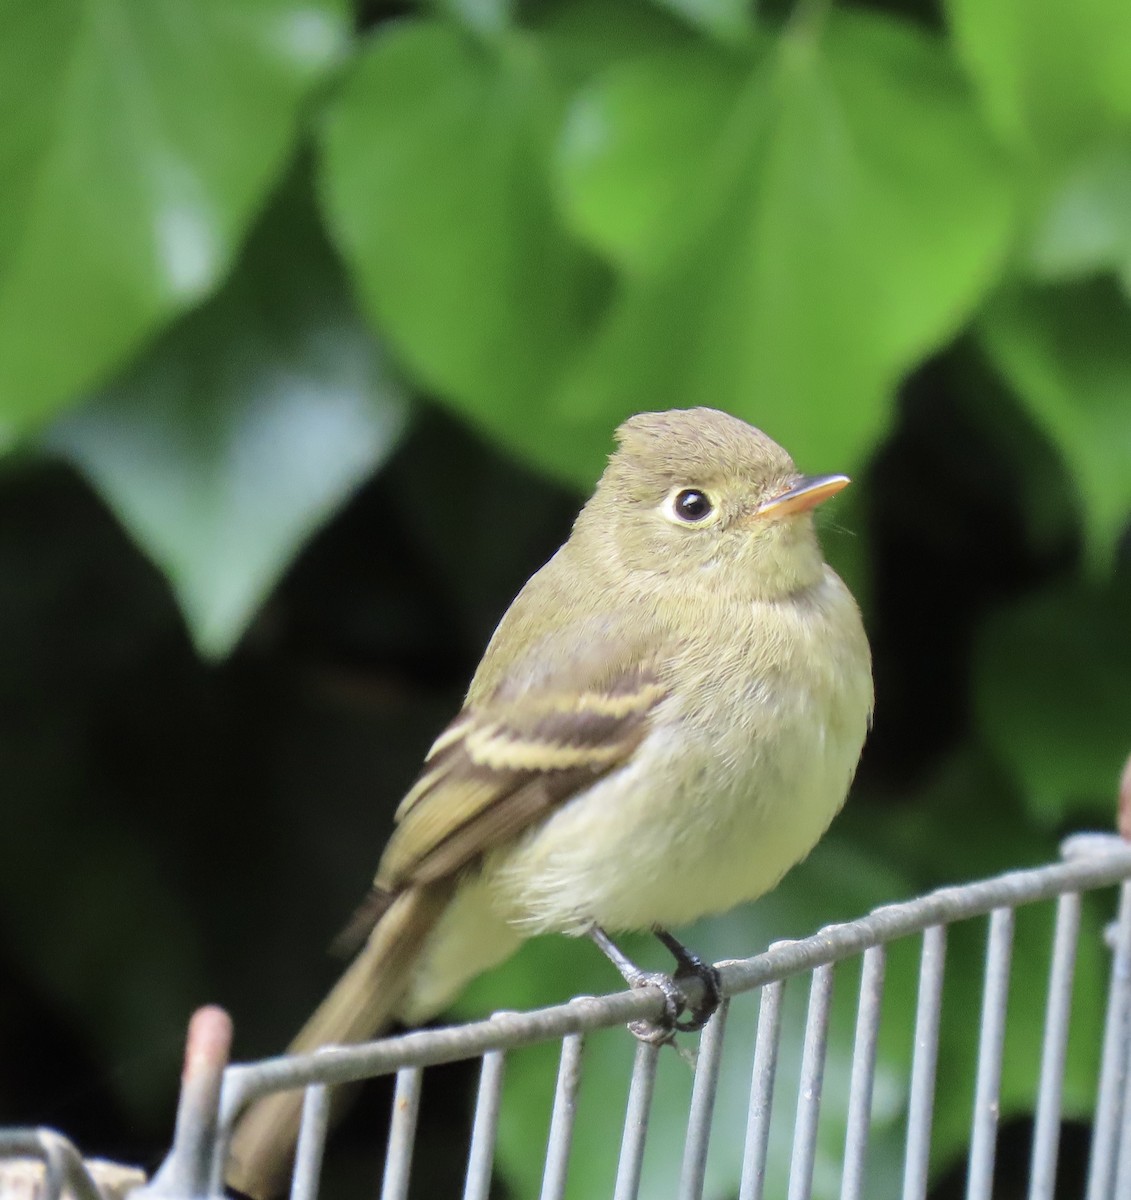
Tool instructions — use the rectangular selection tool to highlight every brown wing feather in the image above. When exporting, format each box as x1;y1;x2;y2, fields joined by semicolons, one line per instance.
329;662;667;952
379;668;667;889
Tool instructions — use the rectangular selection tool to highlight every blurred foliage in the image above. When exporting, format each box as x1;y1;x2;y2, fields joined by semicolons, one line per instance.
1;0;1130;1197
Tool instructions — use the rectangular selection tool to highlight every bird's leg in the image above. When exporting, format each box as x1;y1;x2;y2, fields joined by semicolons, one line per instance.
653;928;722;1032
587;925;685;1045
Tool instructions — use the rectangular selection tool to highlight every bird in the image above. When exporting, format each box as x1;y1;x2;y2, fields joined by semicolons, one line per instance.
225;406;873;1198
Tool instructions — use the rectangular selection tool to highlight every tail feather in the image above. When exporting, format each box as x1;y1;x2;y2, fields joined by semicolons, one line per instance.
225;883;452;1200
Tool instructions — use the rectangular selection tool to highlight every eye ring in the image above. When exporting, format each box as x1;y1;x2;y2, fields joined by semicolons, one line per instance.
663;487;716;524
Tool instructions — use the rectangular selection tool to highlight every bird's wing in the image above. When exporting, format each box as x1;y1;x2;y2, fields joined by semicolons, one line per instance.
335;623;668;953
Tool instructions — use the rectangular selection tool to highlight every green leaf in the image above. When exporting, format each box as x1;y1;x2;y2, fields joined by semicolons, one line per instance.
434;0;514;38
974;582;1131;825
0;0;349;435
319;20;604;454
1025;143;1131;285
646;0;753;43
947;0;1131;283
980;279;1131;566
556;46;752;277
529;0;696;86
44;187;409;658
551;9;1015;477
946;0;1131;156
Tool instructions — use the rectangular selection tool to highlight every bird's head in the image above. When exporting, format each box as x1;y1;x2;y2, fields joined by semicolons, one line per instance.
574;407;849;600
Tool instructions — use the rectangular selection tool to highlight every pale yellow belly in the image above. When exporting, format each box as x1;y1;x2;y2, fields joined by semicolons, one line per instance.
490;699;862;933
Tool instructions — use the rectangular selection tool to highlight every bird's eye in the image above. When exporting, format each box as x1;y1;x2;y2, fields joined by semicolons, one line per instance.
668;488;714;523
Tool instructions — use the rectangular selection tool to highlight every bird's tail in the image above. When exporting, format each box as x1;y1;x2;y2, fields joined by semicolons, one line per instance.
224;883;452;1200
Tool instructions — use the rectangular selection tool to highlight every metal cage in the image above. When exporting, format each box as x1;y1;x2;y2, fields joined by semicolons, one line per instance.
5;832;1131;1200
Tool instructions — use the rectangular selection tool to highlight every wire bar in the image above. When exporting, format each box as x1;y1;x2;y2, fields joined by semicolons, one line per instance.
462;1051;506;1200
6;838;1131;1200
289;1085;330;1200
966;908;1015;1200
738;980;786;1200
612;1041;661;1200
902;925;947;1200
215;843;1131;1120
1027;892;1081;1200
0;1130;103;1200
1086;881;1131;1200
788;964;836;1200
155;1005;231;1199
679;999;731;1200
538;1033;585;1200
206;1110;231;1197
380;1068;423;1200
840;945;886;1200
1113;1051;1131;1200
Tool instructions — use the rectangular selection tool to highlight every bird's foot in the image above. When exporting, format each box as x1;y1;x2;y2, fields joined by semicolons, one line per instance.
624;970;686;1045
655;928;722;1032
587;925;722;1045
588;925;684;1044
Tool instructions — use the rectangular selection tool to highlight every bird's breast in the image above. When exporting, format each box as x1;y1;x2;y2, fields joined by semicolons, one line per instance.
491;571;872;934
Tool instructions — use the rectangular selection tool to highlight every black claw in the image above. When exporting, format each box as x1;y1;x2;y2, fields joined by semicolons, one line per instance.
655;929;723;1032
588;924;723;1045
588;925;687;1044
673;966;722;1032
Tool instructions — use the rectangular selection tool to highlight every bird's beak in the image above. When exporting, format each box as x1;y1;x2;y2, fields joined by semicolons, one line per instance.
754;473;850;520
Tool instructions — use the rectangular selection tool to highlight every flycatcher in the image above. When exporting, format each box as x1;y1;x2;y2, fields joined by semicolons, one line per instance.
226;407;873;1197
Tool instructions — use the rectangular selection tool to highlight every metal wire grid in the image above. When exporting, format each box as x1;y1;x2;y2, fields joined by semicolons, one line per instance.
0;1129;105;1200
6;832;1131;1200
